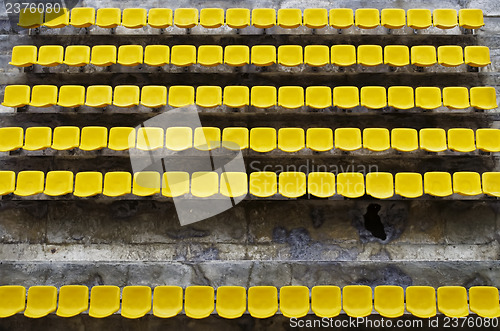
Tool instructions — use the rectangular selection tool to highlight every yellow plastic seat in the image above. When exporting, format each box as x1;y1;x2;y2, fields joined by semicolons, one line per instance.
24;286;57;318
465;46;491;67
388;86;414;109
152;286;182;318
174;8;199;28
433;9;458;29
424;172;452;197
251;86;277;108
197;45;222;66
395;173;423;198
10;45;37;67
193;127;221;151
136;127;164;150
250;127;276;152
70;7;96;28
363;128;390;151
406;286;436;318
483;172;500;197
355;8;379;29
74;172;103;197
420;128;447;152
168;86;195;107
305;86;331;109
133;172;161;196
279;172;306;198
29;85;58;107
117;45;143;66
384;45;409;66
85;85;112;108
279;286;309;318
470;87;497;110
80;126;108;151
459;9;484;29
469;287;500;318
331;45;356;66
407;9;432;29
0;286;26;318
200;8;224;28
18;8;43;28
121;286;152;319
64;46;91;67
162;172;190;197
277;9;302;29
3;85;30;107
224;45;249;67
14;171;45;196
148;9;173;29
196;86;222;108
52;126;80;150
249;172;277;197
438;286;468;318
357;45;383;66
89;286;120;318
222;127;249;150
90;46;116;67
0;171;15;196
304;8;327;29
224;86;250;108
103;172;132;197
248;286;278;318
415;87;442;109
251;45;276;66
37;45;63;67
216;286;246;319
308;172;335;198
44;7;69;28
306;128;333;152
337;173;365;198
44;171;74;196
374;286;404;318
226;8;250;29
333;86;359;109
443;87;469;109
0;127;23;152
277;45;303;67
381;9;405;29
335;128;362;151
170;45;196;67
448;128;475;152
304;45;329;67
366;172;394;199
24;127;52;151
144;45;170;66
220;172;248;197
191;172;218;197
252;9;276;28
165;127;193;151
278;128;304;152
476;129;500;152
113;85;140;107
96;8;121;28
342;286;372;317
108;127;135;151
278;86;304;109
329;8;353;29
391;128;418;152
437;46;463;67
141;86;167;108
311;286;341;318
411;46;437;67
56;285;89;318
453;171;481;196
360;86;386;109
122;8;147;29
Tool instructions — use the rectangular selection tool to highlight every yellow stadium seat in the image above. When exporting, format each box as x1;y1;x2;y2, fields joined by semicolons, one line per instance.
443;87;469;109
278;128;305;152
29;85;58;107
169;85;195;107
395;172;423;198
279;286;309;318
252;8;276;28
24;127;52;151
44;171;74;196
331;45;356;66
191;172;218;197
335;128;362;151
74;172;103;197
2;85;30;107
453;171;482;196
406;286;436;318
363;128;390;151
0;286;26;318
391;128;418;152
374;286;404;318
251;45;276;66
194;127;221;151
174;8;198;28
141;85;167;108
424;172;452;197
90;45;116;66
121;286;152;319
278;86;304;109
465;46;491;67
251;86;277;108
85;85;112;108
224;45;249;67
277;45;303;67
96;8;121;28
357;45;383;66
438;286;468;318
308;172;335;198
226;8;250;29
459;9;484;29
448;128;475;152
483;172;500;197
80;126;108;151
329;8;353;29
196;86;222;108
470;87;497;109
366;172;394;199
170;45;196;67
56;285;88;318
476;129;500;152
133;172;161;196
469;287;500;318
148;8;173;29
407;9;432;29
70;7;95;28
64;46;90;67
355;8;379;29
165;127;193;151
24;286;57;318
117;45;143;66
342;285;372;317
200;8;224;28
420;128;447;152
304;8;328;29
153;286;183;318
122;8;147;29
220;172;248;197
277;9;302;29
249;172;277;197
89;286;120;318
108;127;135;151
333;86;359;109
222;127;249;150
0;171;15;196
381;9;405;29
197;45;223;66
304;45;329;67
114;85;140;107
384;45;409;66
388;86;414;109
216;286;246;319
10;45;37;67
250;127;276;152
337;173;365;198
415;87;442;109
305;86;331;109
248;286;278;318
433;9;458;29
437;46;463;67
224;86;250;108
306;128;333;152
136;127;164;150
103;172;132;197
411;46;437;67
360;86;386;109
162;172;190;197
18;8;43;28
37;45;63;67
0;127;23;152
311;286;341;318
279;172;306;198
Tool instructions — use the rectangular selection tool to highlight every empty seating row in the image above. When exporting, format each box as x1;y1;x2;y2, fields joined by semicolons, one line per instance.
2;170;500;198
3;85;496;110
2;126;500;153
11;44;490;68
19;7;484;30
1;285;498;319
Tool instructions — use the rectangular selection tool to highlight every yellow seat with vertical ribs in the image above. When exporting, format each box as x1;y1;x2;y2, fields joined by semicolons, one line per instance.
80;126;108;151
483;172;500;197
251;86;277;108
337;173;365;198
381;9;405;29
250;127;276;152
0;171;15;196
248;286;278;318
406;286;436;318
24;286;57;318
174;8;199;28
415;87;442;109
469;287;500;318
438;46;463;67
249;172;277;197
333;86;359;109
37;45;63;67
136;127;164;150
0;286;26;318
279;172;306;198
226;8;250;29
117;45;143;66
70;7;95;28
224;86;250;108
121;286;152;319
18;9;43;28
216;286;246;319
420;128;447;152
470;87;497;110
191;172;219;197
391;128;418;152
448;128;475;152
165;127;192;151
459;9;484;29
64;46;90;67
85;85;112;108
424;172;453;197
96;8;121;28
304;45;329;67
141;86;167;108
0;127;23;152
251;45;276;66
197;46;223;66
10;45;37;67
361;87;386;109
278;128;304;152
171;45;196;67
108;127;135;151
224;46;249;67
220;172;248;198
433;9;458;29
342;286;372;317
148;8;172;29
411;46;437;67
358;45;383;66
153;286;183;318
384;45;409;66
277;9;302;28
388;86;414;109
407;9;432;29
311;286;341;318
465;46;491;67
280;286;309;318
366;172;394;199
74;172;103;197
44;171;74;196
355;8;379;29
133;172;161;196
56;285;89;318
144;45;170;66
476;129;500;152
306;86;331;109
162;172;190;197
252;9;276;28
14;171;44;196
374;286;404;318
222;127;249;150
395;173;423;198
306;128;333;152
443;87;469;109
103;172;132;197
2;85;30;107
24;127;52;151
330;9;353;29
89;286;121;318
308;172;335;198
169;86;195;107
29;85;58;107
90;46;116;66
278;86;304;109
196;86;222;108
278;45;303;67
194;127;221;151
363;128;390;151
438;286;468;318
200;8;224;28
304;8;328;29
122;8;147;29
453;172;482;196
331;45;356;66
114;85;140;107
335;128;362;151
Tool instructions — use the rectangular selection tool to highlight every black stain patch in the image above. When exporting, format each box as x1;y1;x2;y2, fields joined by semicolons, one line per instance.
310;207;325;229
352;203;408;244
363;204;387;240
